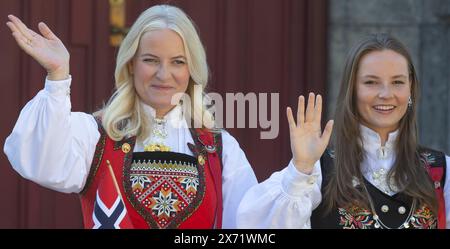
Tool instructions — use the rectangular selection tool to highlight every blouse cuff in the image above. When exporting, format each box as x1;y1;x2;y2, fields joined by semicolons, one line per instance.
44;75;72;97
281;159;320;198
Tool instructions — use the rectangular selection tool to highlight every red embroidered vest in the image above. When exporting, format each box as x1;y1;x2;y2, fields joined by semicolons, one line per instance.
79;122;223;229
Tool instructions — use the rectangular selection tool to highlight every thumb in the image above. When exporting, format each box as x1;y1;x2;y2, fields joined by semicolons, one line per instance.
320;120;334;148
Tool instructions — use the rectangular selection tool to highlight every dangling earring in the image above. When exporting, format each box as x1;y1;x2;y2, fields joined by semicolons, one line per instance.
408;96;413;108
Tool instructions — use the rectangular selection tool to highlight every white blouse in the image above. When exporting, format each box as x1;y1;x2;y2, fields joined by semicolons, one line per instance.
237;125;450;228
3;77;259;229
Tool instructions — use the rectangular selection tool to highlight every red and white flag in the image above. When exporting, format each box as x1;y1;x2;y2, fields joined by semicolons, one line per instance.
92;161;133;229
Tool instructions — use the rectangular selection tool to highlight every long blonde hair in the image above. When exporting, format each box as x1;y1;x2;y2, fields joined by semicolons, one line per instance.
96;5;215;141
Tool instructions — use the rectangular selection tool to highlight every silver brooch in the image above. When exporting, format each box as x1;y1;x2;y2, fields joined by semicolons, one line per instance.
205;145;216;153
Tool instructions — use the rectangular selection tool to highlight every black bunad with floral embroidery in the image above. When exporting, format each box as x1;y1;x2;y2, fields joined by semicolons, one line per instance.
311;147;446;229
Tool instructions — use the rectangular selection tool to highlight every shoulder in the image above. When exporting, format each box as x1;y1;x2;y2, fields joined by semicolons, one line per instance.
418;146;447;167
90;114;105;134
418;146;448;189
215;129;247;160
219;129;241;148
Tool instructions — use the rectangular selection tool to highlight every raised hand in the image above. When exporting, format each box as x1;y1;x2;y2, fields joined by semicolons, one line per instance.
287;93;334;174
6;15;70;80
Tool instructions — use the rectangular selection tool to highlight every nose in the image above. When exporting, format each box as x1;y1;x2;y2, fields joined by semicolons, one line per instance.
378;83;394;99
156;63;170;82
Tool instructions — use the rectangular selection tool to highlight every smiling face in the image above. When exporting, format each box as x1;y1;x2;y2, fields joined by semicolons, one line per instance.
355;49;411;138
132;28;190;117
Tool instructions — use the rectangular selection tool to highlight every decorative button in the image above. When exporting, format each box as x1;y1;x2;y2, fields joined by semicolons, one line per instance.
121;143;131;153
434;181;441;189
205;145;216;153
198;155;205;165
307;177;316;185
376;146;389;159
403;222;410;228
398;206;406;215
352;177;360;187
381;205;389;213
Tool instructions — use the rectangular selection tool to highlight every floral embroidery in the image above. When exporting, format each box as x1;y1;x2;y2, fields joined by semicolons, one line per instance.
338;204;437;229
80;117;107;195
128;157;203;228
151;189;180;218
420;152;436;167
180;177;199;194
338;206;374;229
130;175;152;191
327;149;335;159
410;205;437;229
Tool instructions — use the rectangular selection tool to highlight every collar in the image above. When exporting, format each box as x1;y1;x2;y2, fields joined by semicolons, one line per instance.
360;124;399;159
359;125;400;195
140;101;184;127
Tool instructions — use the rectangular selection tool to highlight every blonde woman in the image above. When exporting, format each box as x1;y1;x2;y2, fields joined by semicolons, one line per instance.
4;5;260;229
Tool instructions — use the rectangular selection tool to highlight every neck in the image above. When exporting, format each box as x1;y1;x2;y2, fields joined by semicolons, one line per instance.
155;110;168;119
374;127;396;146
361;124;398;146
378;132;388;146
155;112;165;119
155;105;176;119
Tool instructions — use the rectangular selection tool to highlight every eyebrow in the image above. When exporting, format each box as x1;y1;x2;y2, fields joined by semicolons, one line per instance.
140;53;186;60
391;75;408;79
362;74;408;79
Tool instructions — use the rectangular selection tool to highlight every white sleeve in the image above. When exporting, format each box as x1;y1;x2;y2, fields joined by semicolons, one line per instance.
237;159;322;228
220;130;258;229
444;155;450;228
3;77;100;193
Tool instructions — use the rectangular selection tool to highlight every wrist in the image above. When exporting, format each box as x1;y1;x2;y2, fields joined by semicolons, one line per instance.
47;68;70;81
293;160;314;175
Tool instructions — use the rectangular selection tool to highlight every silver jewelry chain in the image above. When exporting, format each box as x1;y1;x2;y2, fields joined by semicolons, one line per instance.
363;184;416;229
152;118;168;140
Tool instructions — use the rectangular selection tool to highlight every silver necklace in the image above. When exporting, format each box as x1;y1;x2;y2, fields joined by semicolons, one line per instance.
152;118;168;139
143;118;171;152
363;184;416;229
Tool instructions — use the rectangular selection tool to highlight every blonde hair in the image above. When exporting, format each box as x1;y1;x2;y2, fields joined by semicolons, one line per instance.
96;5;215;141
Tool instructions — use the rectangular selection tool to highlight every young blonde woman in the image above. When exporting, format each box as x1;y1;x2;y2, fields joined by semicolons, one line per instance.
238;34;449;229
4;5;265;229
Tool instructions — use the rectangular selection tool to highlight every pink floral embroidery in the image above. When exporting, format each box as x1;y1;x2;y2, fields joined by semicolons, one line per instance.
338;206;374;229
410;205;437;229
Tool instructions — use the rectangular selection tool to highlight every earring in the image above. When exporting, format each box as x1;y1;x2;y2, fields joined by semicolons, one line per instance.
408;96;413;107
